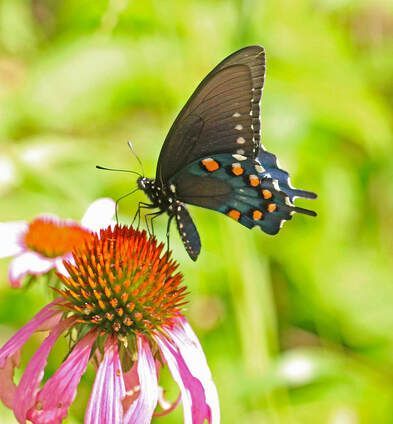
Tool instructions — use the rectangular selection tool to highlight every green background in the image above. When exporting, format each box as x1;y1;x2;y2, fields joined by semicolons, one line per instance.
1;0;393;422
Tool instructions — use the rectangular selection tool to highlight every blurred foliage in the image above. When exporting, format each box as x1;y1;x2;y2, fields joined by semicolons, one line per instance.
1;0;393;422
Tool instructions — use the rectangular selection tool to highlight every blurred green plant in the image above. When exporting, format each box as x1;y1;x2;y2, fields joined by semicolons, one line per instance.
1;0;393;422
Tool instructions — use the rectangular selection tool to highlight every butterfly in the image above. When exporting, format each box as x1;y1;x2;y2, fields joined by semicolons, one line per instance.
136;45;317;261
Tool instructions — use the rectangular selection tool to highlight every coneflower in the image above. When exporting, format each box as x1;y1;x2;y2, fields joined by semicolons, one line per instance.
0;225;219;423
0;198;115;287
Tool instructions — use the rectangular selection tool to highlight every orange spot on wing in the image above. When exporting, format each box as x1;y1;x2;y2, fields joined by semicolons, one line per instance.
267;203;277;213
252;210;263;220
231;163;244;176
262;189;272;199
249;174;259;187
227;209;241;221
201;158;220;172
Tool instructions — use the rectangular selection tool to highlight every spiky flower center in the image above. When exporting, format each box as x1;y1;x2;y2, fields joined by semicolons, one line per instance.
58;226;186;337
24;217;91;258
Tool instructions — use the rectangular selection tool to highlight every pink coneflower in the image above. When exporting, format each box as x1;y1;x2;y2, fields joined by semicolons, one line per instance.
0;226;220;423
0;198;115;287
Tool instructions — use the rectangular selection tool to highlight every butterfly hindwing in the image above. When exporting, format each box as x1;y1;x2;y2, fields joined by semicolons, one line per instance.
257;148;317;202
170;153;316;236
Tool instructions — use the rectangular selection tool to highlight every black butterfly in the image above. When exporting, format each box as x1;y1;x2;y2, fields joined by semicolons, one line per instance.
136;45;317;261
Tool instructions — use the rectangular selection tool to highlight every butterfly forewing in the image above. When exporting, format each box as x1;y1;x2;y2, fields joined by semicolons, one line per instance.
157;46;265;183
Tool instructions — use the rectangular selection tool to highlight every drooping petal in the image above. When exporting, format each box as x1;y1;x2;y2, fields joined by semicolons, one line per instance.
155;336;202;424
155;319;220;424
28;331;96;424
169;317;220;423
8;251;55;287
85;338;126;424
124;336;159;424
13;318;73;423
0;221;27;258
0;351;20;409
0;299;63;368
81;198;116;233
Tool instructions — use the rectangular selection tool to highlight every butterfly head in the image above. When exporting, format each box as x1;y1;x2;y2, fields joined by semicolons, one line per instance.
137;176;149;190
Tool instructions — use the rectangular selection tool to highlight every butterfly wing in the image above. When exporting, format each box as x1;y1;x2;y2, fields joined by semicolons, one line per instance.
256;148;317;202
156;45;265;184
170;153;316;237
155;45;316;259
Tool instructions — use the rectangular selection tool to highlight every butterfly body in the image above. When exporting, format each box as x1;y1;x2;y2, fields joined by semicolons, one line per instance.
137;177;174;212
137;176;201;260
135;46;317;261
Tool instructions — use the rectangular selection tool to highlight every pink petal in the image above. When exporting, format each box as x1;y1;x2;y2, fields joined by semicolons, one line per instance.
28;331;96;424
85;338;126;424
170;318;220;422
0;299;63;368
8;251;55;287
0;221;27;258
81;198;116;233
0;351;20;409
124;336;158;424
13;318;73;423
155;319;220;424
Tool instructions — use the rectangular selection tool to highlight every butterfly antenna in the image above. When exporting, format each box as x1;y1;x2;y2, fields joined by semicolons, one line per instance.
127;141;145;177
96;165;142;178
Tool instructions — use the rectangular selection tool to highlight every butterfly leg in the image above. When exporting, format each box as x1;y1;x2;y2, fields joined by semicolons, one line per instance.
145;210;164;236
165;215;174;257
131;202;155;229
144;211;163;236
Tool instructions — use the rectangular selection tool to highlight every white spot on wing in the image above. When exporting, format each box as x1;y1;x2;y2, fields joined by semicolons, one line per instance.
235;124;243;131
236;137;246;144
232;112;241;118
272;180;280;191
255;164;265;173
236;149;245;155
232;154;247;161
